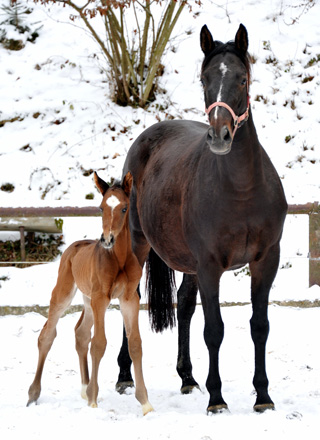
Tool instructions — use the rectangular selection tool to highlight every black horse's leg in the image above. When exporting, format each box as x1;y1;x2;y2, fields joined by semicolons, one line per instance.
197;265;227;413
177;274;199;393
249;244;280;412
116;325;134;393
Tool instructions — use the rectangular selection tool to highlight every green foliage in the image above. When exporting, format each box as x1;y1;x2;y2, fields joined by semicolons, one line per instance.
285;135;293;143
54;218;64;232
233;265;251;277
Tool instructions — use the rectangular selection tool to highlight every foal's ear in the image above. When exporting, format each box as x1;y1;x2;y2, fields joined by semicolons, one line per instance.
200;25;215;56
94;171;109;195
235;23;248;55
122;171;133;197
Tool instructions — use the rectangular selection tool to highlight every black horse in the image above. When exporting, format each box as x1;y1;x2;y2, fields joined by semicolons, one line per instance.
116;23;287;413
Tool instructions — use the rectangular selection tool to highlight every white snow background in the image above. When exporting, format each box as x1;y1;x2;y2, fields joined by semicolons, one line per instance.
0;0;320;439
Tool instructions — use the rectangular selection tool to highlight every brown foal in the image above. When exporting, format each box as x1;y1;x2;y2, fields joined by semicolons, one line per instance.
27;171;153;415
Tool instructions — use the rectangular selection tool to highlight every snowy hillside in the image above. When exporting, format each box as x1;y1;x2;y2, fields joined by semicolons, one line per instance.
0;0;319;208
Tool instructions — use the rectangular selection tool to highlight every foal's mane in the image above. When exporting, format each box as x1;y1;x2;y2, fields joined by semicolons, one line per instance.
110;180;122;190
202;41;252;85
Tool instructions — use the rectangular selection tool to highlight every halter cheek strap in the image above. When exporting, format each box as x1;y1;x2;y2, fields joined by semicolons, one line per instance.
205;86;250;138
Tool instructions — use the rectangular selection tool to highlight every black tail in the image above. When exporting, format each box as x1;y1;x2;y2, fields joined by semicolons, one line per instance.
146;248;176;333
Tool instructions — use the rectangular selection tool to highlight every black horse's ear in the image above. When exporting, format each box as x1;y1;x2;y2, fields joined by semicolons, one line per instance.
122;171;133;197
94;171;110;195
200;25;215;56
235;23;248;55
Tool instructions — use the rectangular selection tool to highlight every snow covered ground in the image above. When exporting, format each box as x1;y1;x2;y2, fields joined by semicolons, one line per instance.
0;0;320;438
1;305;320;439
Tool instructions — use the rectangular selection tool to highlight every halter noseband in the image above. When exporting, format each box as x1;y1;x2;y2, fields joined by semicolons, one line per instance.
205;81;250;138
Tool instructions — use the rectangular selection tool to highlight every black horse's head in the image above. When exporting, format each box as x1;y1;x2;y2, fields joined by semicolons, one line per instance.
200;24;251;155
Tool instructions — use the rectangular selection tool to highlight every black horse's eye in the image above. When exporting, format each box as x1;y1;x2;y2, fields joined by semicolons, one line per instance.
241;78;247;86
200;78;205;88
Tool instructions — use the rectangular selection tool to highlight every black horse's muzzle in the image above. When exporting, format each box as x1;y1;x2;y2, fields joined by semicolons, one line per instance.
206;125;232;155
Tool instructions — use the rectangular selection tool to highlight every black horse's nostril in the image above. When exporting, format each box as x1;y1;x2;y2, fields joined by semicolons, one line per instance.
208;126;215;140
221;126;231;143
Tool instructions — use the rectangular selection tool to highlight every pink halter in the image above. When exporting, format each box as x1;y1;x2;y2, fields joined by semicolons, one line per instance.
205;86;250;138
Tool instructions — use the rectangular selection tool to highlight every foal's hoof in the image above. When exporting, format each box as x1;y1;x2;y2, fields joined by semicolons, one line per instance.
27;385;40;407
26;398;38;407
254;402;275;413
142;401;154;416
207;404;229;414
115;380;134;394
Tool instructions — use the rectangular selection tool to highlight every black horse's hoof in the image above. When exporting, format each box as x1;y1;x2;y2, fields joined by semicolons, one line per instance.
181;384;201;395
115;380;134;394
207;404;229;414
254;402;275;413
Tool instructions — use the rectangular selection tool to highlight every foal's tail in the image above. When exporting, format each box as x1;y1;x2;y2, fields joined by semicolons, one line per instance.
146;248;176;333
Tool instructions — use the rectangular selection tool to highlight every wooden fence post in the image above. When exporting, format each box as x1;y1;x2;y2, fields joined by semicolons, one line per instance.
309;202;320;287
19;226;26;261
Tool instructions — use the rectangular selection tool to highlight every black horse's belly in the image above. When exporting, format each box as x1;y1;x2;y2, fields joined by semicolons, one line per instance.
138;173;197;274
124;120;207;273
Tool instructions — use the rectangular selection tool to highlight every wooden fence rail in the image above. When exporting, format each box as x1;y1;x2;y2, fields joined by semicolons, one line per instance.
0;202;319;286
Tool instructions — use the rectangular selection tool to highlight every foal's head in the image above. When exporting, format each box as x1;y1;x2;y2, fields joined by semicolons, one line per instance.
200;24;251;155
94;171;133;250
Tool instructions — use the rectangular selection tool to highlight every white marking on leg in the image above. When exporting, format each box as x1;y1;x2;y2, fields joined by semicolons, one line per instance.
81;384;88;400
214;62;228;120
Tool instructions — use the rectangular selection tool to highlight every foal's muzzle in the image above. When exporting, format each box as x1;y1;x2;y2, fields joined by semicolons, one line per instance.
100;233;115;249
206;125;232;155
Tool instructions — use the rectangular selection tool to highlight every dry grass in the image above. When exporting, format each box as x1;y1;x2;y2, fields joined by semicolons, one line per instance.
0;233;64;267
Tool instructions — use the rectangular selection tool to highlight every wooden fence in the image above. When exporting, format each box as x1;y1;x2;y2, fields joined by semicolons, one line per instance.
0;202;319;286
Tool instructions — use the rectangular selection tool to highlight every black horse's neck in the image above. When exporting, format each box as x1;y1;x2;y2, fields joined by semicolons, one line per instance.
214;108;264;193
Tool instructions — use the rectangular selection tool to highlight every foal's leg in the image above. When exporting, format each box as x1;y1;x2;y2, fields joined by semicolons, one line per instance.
27;266;77;406
249;244;280;412
177;274;199;394
74;295;94;400
86;293;110;408
116;222;150;393
119;290;153;415
116;285;143;393
197;264;228;413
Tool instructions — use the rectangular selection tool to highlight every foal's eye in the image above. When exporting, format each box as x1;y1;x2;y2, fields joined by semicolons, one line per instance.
122;207;127;213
